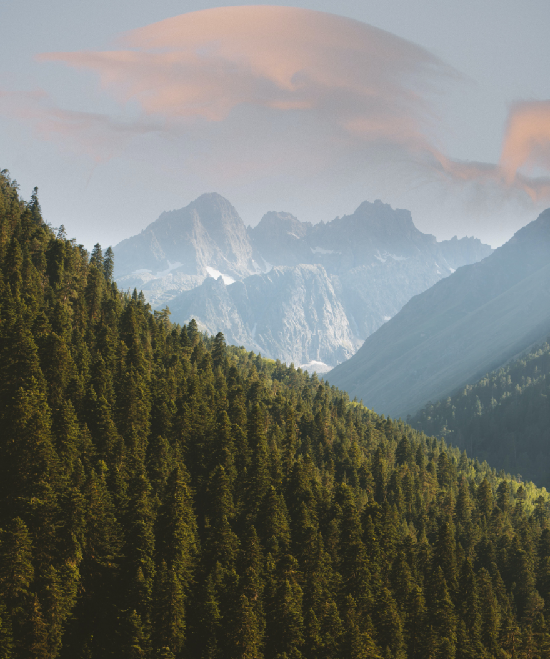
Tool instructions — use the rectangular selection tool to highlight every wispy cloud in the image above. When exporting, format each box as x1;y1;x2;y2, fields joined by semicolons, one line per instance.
0;89;160;162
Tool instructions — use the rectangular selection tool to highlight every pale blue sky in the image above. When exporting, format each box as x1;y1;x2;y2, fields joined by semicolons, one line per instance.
1;0;549;248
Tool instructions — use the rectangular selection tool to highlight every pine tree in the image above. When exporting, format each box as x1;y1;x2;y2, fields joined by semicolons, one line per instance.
122;467;156;649
204;465;239;571
374;586;406;659
0;600;14;659
67;462;123;657
266;573;304;659
337;485;371;608
229;593;264;659
405;586;427;659
152;561;187;656
433;515;458;596
477;568;500;656
0;517;34;654
456;558;483;658
476;478;494;519
427;567;457;659
260;486;291;555
103;246;114;282
26;594;49;659
212;331;227;372
245;404;271;522
1;378;60;569
154;466;197;653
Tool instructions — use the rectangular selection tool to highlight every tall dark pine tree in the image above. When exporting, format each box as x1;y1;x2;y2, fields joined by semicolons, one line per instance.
153;466;197;655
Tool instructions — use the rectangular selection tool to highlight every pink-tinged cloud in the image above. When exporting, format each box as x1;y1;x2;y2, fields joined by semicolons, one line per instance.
500;101;550;187
38;6;453;150
0;89;159;162
430;149;550;205
423;100;550;205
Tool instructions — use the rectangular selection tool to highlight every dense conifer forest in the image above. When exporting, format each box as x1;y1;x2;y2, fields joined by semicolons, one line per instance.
412;340;550;488
2;167;550;658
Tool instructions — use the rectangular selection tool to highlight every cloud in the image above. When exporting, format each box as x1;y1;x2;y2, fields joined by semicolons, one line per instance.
38;7;453;149
428;148;550;206
500;101;550;187
0;89;161;163
3;5;550;243
407;100;550;208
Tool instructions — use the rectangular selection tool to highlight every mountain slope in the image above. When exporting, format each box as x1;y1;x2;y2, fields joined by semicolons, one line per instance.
329;208;550;418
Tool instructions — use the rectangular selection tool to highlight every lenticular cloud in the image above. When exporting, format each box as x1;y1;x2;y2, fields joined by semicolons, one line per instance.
20;6;550;218
38;6;451;149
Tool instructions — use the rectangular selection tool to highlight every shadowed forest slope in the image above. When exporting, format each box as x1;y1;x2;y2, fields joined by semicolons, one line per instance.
412;338;550;488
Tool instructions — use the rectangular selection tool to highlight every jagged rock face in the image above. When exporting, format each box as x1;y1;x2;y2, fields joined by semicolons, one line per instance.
169;265;362;367
114;193;493;370
329;208;550;418
113;193;258;279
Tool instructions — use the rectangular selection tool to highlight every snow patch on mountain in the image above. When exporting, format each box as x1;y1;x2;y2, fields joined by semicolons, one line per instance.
206;266;235;285
375;251;408;264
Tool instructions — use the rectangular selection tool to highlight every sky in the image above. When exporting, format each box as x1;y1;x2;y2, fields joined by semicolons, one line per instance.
0;0;549;249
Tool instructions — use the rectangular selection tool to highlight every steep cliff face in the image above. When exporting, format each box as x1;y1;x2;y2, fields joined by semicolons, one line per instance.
169;265;361;368
114;194;493;369
329;208;550;418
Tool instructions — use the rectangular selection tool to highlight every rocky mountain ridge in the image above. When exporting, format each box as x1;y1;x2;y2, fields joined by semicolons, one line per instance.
114;193;260;280
114;194;493;369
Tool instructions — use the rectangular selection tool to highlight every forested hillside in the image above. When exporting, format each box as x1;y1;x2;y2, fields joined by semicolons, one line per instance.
412;339;550;487
2;167;550;659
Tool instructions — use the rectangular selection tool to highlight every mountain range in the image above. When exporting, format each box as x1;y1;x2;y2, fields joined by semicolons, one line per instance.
329;208;550;418
114;194;491;369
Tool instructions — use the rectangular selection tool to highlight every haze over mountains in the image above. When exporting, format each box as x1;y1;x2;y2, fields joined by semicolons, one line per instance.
330;209;550;418
114;194;491;369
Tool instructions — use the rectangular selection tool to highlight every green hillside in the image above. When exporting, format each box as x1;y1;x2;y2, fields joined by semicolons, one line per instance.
412;339;550;487
2;168;550;659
